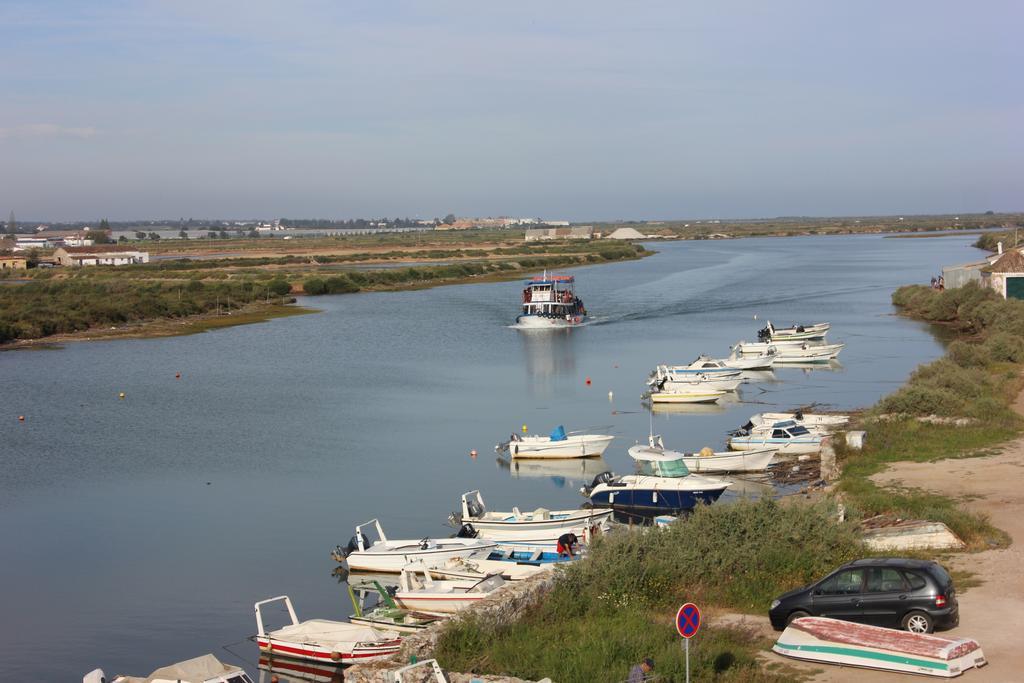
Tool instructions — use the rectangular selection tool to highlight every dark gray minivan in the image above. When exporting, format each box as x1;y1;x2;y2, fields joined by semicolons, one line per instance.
769;558;958;633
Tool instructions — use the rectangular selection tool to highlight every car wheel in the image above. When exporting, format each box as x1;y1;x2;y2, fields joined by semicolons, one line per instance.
786;610;810;626
901;611;934;634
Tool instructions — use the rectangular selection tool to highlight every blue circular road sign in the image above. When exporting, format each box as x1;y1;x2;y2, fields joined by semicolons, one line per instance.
676;602;701;639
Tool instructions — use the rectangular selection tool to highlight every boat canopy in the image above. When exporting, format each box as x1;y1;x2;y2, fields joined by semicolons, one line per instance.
629;448;693;476
549;425;567;441
530;274;574;284
133;654;242;683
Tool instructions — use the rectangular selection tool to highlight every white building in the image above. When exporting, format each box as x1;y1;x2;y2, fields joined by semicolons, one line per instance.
54;246;150;266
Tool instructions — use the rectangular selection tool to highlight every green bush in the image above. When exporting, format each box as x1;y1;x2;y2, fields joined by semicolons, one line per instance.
876;384;966;417
268;278;292;296
981;331;1024;363
303;277;327;295
947;340;988;367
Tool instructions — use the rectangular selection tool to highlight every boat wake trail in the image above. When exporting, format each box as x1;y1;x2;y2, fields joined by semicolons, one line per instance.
590;283;888;326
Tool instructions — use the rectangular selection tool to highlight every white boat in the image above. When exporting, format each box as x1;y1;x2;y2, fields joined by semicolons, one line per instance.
84;654;252;683
728;419;824;454
448;490;612;542
499;425;614;459
736;340;844;361
648;366;744;392
773;616;986;678
347;582;448;634
628;435;776;473
758;321;830;342
725;346;777;370
393;563;507;614
749;411;850;432
663;355;746;375
335;519;497;573
582;448;731;512
649;387;726;404
515;273;587;328
255;595;401;665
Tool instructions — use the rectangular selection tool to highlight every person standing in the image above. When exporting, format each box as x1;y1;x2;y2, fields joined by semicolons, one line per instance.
628;657;655;682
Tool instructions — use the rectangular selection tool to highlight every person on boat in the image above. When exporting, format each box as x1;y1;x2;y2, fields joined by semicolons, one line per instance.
556;532;579;558
628;657;655;682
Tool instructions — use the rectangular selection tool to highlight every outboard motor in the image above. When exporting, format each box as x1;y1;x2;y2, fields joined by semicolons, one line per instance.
757;326;771;341
794;409;805;421
796;325;805;333
590;471;615;489
340;532;369;557
456;522;478;538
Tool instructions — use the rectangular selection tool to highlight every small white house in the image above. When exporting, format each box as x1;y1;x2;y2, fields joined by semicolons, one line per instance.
985;250;1024;299
54;246;150;267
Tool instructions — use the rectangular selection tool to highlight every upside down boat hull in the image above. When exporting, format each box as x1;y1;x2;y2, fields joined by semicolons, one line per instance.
773;617;986;678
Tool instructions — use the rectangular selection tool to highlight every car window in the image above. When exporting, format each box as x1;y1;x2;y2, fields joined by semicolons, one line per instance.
866;567;907;593
819;569;863;595
929;563;953;587
903;571;928;591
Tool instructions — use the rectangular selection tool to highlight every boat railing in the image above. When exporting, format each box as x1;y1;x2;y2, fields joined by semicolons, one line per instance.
355;518;388;548
254;595;300;637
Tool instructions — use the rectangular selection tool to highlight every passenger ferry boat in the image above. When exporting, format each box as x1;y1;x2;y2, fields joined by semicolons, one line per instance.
516;273;587;328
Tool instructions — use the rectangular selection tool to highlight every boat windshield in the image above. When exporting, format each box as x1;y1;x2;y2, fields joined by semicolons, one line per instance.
789;425;811;436
641;458;691;477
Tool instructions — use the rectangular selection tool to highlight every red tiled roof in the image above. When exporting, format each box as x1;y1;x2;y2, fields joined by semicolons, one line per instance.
986;249;1024;273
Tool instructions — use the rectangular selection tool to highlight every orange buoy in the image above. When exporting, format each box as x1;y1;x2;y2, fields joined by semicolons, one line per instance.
175;372;181;379
18;415;25;422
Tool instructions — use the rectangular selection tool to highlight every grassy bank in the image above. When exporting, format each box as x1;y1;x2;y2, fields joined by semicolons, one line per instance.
834;282;1024;549
434;499;860;682
0;241;649;344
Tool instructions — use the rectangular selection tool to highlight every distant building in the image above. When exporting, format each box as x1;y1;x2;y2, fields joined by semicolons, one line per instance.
524;226;593;242
0;256;28;270
54;246;150;267
542;220;570;227
13;236;53;251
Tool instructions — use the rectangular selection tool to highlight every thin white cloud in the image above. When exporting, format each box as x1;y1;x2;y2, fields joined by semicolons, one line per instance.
0;124;98;140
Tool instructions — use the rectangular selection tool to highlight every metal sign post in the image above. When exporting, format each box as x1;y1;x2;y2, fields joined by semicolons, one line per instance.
675;602;701;683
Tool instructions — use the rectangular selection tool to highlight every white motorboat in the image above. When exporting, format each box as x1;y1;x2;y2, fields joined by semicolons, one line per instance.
393;563;507;614
749;411;850;432
448;490;612;543
334;519;497;573
664;355;745;375
255;595;401;665
726;345;777;369
728;419;824;454
515;273;587;328
84;654;252;683
736;341;844;361
649;387;726;404
581;448;731;512
628;435;776;473
648;366;744;392
498;425;614;459
773;617;986;678
758;321;830;342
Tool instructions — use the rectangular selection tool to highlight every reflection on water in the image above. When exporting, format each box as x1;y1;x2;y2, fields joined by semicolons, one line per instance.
259;657;345;683
497;455;610;488
718;474;776;500
518;327;577;391
775;360;845;372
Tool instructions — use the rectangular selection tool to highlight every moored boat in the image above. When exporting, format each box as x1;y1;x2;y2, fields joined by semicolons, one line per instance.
84;654;252;683
498;425;614;459
759;321;830;342
581;448;731;512
728;419;824;454
448;489;612;543
347;582;447;634
648;365;744;392
515;273;587;328
255;595;401;665
736;340;844;361
725;346;777;369
649;386;726;404
773;616;986;678
629;435;776;473
749;411;850;433
664;355;747;374
334;519;497;573
393;563;507;614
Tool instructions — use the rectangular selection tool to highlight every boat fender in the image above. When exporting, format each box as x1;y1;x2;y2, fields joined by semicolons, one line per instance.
699;446;714;457
330;651;342;661
456;523;478;538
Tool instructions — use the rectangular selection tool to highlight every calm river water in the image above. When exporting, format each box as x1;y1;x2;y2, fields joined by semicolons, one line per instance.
0;234;983;680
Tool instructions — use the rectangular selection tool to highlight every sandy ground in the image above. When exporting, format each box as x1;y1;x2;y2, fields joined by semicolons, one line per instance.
751;395;1024;682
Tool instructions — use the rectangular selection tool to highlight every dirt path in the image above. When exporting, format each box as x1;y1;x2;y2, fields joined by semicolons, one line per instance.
762;398;1024;682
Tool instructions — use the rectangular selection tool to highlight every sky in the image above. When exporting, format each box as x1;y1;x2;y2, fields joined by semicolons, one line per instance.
1;1;1021;222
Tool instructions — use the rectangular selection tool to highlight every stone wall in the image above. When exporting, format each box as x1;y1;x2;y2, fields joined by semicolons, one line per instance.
345;570;557;683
